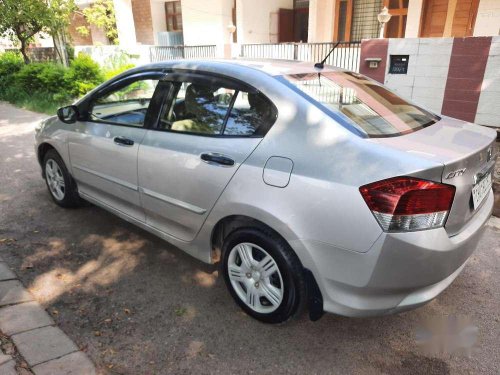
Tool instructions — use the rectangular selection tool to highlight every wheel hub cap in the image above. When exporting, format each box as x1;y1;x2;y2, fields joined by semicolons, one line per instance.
252;270;261;281
227;242;284;314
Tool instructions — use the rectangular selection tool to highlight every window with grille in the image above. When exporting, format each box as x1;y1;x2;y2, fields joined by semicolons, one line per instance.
165;1;182;31
350;0;380;41
334;0;380;42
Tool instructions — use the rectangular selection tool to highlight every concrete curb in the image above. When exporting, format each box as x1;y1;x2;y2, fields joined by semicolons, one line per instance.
0;256;95;375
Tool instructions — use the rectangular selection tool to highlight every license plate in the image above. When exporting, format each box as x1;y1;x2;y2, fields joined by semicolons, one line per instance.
472;172;492;209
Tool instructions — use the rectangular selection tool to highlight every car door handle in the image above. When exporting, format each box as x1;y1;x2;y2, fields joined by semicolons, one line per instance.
114;136;134;146
200;153;235;167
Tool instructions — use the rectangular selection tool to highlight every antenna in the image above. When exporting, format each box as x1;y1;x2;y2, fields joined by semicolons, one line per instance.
314;42;341;69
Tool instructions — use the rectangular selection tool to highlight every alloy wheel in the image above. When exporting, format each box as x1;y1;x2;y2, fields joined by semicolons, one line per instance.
45;159;66;201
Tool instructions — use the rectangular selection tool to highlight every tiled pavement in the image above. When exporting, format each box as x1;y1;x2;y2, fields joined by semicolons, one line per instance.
0;255;95;375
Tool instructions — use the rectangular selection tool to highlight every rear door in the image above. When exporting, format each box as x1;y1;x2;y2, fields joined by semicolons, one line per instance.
68;72;164;221
138;73;277;241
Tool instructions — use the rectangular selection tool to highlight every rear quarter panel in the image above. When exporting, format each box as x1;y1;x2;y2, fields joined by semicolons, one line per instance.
205;77;446;258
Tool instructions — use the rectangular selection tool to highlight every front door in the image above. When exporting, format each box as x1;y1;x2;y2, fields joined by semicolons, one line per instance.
138;74;277;241
68;73;162;221
450;0;479;37
420;0;479;37
420;0;448;37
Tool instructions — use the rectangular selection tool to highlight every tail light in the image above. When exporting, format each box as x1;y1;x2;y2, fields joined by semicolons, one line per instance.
359;177;455;232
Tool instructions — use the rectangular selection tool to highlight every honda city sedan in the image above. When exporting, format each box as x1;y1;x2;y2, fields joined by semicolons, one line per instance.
35;60;497;323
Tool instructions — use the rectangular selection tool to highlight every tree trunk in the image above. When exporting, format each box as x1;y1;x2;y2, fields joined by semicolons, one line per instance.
53;32;69;67
19;39;30;64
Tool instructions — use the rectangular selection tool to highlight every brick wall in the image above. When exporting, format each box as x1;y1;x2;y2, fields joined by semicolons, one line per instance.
360;36;500;128
68;12;93;46
6;48;58;62
359;39;388;84
131;0;154;45
442;37;491;123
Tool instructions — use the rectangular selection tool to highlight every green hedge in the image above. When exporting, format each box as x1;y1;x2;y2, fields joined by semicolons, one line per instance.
0;52;129;115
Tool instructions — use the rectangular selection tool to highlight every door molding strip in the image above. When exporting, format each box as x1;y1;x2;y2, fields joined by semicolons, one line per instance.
72;164;138;191
140;187;207;215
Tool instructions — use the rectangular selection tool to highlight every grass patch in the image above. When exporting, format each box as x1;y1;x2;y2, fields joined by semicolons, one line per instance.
7;92;66;115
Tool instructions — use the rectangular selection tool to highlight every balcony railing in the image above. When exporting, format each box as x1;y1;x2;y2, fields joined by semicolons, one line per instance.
150;45;217;62
240;41;362;72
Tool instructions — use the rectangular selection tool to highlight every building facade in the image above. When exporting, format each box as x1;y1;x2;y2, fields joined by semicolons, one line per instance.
68;0;500;47
308;0;500;42
69;0;298;47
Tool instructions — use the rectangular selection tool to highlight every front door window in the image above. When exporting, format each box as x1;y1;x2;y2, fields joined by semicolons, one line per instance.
88;79;159;127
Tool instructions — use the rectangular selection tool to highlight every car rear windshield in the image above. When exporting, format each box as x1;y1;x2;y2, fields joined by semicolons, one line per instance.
282;71;440;138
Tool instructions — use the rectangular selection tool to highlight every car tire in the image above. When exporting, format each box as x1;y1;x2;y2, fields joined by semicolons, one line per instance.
43;149;83;208
221;227;307;324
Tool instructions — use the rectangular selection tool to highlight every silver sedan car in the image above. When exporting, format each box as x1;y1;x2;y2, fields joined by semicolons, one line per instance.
35;60;497;323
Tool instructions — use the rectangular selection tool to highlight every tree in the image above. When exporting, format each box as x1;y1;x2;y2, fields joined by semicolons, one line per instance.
0;0;52;63
76;0;118;45
47;0;77;67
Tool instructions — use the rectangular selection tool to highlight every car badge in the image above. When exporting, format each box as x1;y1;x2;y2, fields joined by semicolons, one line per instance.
445;168;466;179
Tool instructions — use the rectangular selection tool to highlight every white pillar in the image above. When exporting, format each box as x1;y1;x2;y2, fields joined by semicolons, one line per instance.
405;0;424;38
308;0;335;43
113;0;137;46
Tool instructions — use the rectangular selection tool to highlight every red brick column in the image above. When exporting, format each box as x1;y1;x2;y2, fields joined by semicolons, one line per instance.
441;37;492;123
359;39;389;84
131;0;154;45
68;12;93;46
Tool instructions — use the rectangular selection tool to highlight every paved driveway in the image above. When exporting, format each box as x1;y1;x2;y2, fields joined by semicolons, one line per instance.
0;102;499;374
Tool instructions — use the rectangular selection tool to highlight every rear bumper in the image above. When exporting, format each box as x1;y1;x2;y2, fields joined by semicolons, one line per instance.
290;190;493;318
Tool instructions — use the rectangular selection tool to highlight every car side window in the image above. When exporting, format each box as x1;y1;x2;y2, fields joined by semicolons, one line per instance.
160;82;235;135
224;92;276;136
88;79;159;127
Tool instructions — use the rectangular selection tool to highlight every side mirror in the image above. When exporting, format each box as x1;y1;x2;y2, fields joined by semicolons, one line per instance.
57;105;79;124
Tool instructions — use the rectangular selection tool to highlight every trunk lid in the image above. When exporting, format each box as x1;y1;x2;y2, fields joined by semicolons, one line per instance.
371;116;497;235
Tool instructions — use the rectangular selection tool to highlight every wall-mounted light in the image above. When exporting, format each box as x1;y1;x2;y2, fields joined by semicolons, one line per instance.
377;7;392;39
227;23;236;44
227;23;236;35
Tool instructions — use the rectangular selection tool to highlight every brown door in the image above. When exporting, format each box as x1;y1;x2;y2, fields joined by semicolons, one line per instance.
333;0;353;42
421;0;479;38
420;0;448;37
278;9;294;42
451;0;479;37
294;8;309;42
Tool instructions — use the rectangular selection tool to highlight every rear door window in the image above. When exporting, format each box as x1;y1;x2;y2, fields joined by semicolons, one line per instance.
158;75;277;137
224;91;276;136
282;71;439;137
164;82;234;135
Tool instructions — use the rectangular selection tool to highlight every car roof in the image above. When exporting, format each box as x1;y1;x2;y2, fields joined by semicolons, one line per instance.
136;58;344;77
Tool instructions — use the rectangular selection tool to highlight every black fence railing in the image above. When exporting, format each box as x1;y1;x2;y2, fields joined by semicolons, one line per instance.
150;45;217;62
240;41;362;72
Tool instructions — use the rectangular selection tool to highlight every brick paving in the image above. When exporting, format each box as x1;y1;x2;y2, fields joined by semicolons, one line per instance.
0;256;95;375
